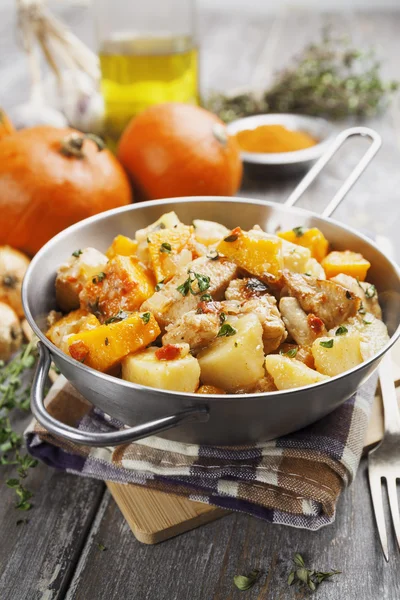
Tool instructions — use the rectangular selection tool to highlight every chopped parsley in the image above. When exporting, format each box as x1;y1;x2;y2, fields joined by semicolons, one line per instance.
365;284;376;299
292;226;306;237
358;302;366;315
200;293;212;302
335;325;348;336
155;280;165;292
217;323;237;337
177;270;211;296
104;310;130;324
72;249;82;257
280;347;298;358
92;271;106;284
206;249;219;260
140;312;151;325
320;339;334;348
160;242;172;254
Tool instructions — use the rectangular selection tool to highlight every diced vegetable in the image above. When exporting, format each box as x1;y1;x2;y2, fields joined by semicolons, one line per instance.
80;255;155;320
311;333;363;376
122;345;200;392
279;238;311;273
197;384;226;394
278;227;329;262
68;312;161;372
265;354;329;390
46;308;100;353
106;235;138;259
147;223;193;282
197;313;265;392
304;257;326;279
56;247;108;312
321;250;371;281
217;228;283;281
193;219;230;245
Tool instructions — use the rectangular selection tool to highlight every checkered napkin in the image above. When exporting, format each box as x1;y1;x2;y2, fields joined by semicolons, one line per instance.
25;374;377;530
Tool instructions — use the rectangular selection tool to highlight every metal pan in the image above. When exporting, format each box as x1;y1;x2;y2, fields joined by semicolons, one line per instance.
23;127;400;447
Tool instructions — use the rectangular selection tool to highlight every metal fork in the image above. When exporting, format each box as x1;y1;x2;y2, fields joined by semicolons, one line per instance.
368;351;400;561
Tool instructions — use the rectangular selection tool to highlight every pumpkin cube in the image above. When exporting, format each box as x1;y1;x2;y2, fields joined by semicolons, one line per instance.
321;250;371;281
122;345;200;392
216;227;283;281
46;309;100;353
106;235;138;259
68;312;160;372
147;223;193;282
79;255;155;321
278;227;329;262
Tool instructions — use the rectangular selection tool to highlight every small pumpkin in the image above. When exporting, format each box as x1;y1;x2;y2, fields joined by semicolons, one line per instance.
118;103;243;200
0;126;132;255
0;108;15;141
0;246;30;317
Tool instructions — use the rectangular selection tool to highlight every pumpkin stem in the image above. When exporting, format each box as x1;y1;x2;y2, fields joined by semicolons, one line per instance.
60;133;106;159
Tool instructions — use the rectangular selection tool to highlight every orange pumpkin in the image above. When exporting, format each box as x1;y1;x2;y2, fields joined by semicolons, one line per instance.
118;103;243;200
0;108;14;141
0;126;132;255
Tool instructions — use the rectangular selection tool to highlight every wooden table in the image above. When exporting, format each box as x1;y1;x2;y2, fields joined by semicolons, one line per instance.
1;3;400;599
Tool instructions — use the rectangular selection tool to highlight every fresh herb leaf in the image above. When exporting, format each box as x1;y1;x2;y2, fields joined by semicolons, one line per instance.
365;284;376;298
177;271;210;296
335;325;348;336
217;323;237;337
207;249;219;260
177;278;191;297
72;249;82;258
293;226;306;237
358;301;366;315
92;271;106;284
320;339;334;348
288;553;341;593
104;310;130;324
288;571;295;585
304;272;312;277
223;233;239;242
155;280;165;292
233;569;261;591
98;543;107;552
141;312;151;325
88;297;102;318
281;348;298;358
160;242;172;254
200;293;212;302
363;319;373;325
190;271;211;293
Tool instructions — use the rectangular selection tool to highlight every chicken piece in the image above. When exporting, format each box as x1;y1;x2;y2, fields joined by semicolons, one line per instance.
56;248;108;312
225;277;270;302
279;297;327;347
46;309;100;353
163;310;221;351
141;256;238;328
330;274;382;320
283;271;360;330
240;294;286;354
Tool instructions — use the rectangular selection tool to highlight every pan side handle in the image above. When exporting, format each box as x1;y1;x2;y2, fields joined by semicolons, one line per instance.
31;343;209;447
284;126;382;218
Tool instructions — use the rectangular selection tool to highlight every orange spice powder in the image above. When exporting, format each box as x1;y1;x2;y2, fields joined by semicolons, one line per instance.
235;124;318;154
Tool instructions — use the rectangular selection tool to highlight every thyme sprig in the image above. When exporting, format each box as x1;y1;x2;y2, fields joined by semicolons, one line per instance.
1;341;39;510
288;553;341;593
207;30;398;122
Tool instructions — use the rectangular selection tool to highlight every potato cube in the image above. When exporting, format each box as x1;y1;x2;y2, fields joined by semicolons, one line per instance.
311;333;363;377
265;354;329;390
279;238;311;273
217;228;283;281
278;227;329;262
304;257;326;280
106;235;138;259
68;312;161;372
193;220;230;246
147;223;193;282
122;346;200;392
197;313;265;392
46;309;100;353
321;250;371;281
80;255;155;321
56;247;108;312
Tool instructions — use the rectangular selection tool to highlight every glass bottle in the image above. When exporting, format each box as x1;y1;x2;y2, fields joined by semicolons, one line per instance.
94;0;199;144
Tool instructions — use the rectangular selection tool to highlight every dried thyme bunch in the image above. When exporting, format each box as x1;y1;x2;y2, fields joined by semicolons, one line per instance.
207;30;398;122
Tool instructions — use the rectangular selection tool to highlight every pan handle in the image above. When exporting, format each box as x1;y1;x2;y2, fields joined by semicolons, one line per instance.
284;126;382;218
31;343;209;447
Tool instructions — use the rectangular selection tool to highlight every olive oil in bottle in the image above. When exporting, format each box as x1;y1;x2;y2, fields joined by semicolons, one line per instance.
99;35;199;143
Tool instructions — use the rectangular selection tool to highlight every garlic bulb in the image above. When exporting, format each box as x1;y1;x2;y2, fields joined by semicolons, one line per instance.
9;100;68;130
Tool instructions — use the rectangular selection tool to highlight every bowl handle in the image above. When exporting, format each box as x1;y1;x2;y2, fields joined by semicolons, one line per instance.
31;343;209;447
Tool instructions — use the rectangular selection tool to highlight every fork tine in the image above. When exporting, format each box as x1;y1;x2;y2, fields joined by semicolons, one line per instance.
387;478;400;554
368;469;389;561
